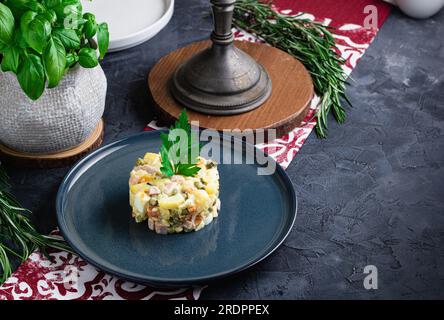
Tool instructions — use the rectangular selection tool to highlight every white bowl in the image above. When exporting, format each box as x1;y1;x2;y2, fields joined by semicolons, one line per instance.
82;0;174;52
396;0;443;19
384;0;444;19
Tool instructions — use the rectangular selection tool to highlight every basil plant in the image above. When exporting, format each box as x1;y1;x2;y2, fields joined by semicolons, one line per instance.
0;0;109;100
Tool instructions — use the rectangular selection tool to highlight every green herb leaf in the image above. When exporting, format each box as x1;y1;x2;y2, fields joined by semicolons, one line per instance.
44;0;63;9
84;20;97;39
177;109;191;132
19;1;45;13
17;53;46;100
97;22;109;60
65;52;77;68
52;28;80;49
14;28;28;49
78;47;98;68
160;146;174;177
160;109;202;177
1;45;20;73
20;11;51;54
42;8;57;25
0;2;15;45
52;1;82;27
43;36;66;88
0;0;108;99
160;132;172;150
176;164;201;177
82;13;97;39
4;0;39;16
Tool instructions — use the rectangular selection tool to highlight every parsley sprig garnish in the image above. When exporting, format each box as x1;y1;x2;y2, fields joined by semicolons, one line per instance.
160;110;201;177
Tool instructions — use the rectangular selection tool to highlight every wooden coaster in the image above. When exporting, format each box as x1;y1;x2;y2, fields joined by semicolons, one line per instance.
0;119;104;168
149;40;314;137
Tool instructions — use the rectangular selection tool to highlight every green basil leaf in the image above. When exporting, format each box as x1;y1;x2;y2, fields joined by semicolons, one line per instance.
53;28;80;49
78;47;98;68
53;1;82;27
83;20;97;39
42;9;57;25
44;0;63;8
43;36;66;88
17;54;46;100
21;11;52;54
1;45;20;73
65;52;77;68
83;12;95;22
3;0;35;17
97;22;109;60
15;28;28;49
76;17;87;26
0;3;15;45
25;2;45;13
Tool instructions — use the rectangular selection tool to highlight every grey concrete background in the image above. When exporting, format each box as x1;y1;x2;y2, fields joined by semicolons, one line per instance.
3;1;444;299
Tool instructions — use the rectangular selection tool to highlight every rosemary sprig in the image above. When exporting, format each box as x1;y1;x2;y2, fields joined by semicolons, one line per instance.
233;0;352;138
0;163;73;284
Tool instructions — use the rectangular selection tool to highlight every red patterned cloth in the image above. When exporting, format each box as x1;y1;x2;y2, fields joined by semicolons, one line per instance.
0;0;392;300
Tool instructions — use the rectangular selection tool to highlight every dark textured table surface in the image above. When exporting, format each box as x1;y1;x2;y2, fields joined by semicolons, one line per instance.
5;1;444;299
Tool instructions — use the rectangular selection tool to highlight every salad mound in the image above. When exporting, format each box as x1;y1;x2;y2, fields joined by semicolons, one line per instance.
129;152;220;234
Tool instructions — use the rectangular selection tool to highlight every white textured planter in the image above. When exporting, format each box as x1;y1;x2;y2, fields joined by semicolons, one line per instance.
0;65;107;154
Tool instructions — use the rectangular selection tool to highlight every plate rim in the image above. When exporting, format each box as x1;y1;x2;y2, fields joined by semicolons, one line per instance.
56;130;297;286
84;0;175;52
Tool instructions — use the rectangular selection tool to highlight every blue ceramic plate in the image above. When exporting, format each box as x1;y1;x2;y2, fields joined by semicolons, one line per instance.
56;131;297;286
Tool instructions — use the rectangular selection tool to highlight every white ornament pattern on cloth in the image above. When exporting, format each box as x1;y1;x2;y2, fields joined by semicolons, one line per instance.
0;248;202;300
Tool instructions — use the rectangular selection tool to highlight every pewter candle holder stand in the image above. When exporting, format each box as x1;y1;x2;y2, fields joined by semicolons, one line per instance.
171;0;272;115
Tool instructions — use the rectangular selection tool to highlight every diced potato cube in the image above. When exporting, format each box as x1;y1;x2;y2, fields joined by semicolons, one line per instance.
138;175;155;183
205;182;219;196
193;190;210;208
130;183;150;194
143;153;160;165
159;194;185;209
150;178;169;187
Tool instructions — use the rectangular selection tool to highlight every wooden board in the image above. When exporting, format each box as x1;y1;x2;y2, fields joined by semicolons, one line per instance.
0;119;104;168
149;40;314;137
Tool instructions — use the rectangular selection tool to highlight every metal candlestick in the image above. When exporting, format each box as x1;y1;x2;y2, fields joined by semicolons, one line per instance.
171;0;272;115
